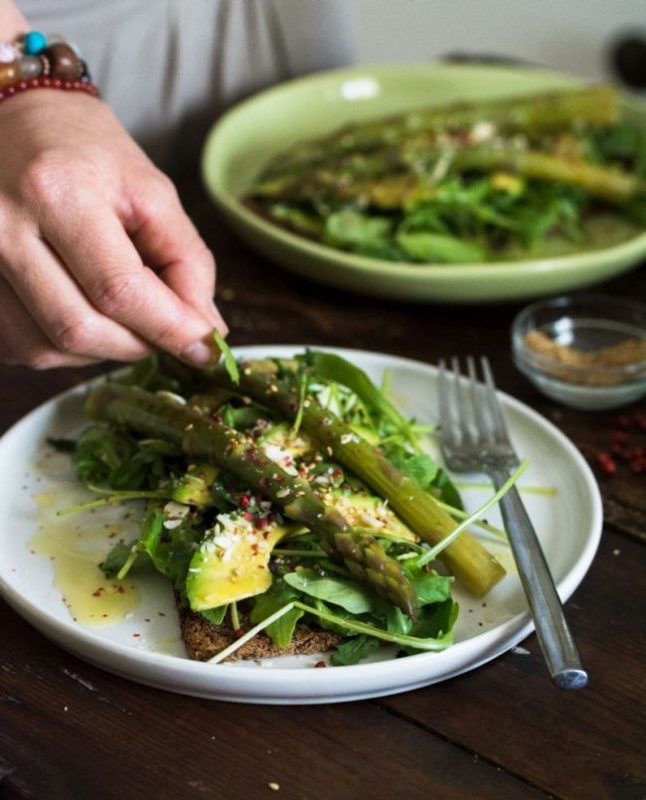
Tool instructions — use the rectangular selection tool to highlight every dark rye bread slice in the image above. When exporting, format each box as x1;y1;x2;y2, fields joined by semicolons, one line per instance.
180;606;345;662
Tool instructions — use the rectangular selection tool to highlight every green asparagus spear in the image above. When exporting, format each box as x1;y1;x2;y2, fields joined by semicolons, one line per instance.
453;145;643;204
85;382;419;617
204;360;506;597
262;85;619;178
253;141;644;207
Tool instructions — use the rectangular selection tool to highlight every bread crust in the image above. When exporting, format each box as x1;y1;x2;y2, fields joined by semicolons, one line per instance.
180;606;344;662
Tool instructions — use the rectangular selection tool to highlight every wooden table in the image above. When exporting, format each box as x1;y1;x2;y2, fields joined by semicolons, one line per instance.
1;179;645;800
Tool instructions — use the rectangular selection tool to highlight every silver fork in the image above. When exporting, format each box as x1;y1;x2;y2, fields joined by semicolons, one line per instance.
438;356;587;690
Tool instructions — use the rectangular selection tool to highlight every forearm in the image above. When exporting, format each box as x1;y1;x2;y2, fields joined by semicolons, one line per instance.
0;0;29;39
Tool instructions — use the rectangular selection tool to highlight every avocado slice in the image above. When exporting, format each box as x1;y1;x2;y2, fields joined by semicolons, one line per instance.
258;423;317;457
326;491;418;543
171;463;218;507
186;514;295;610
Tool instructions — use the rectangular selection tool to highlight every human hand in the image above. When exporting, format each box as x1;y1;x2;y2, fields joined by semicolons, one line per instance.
0;89;226;369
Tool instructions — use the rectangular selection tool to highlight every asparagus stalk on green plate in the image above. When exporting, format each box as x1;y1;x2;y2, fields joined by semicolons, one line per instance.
245;82;646;263
263;84;620;178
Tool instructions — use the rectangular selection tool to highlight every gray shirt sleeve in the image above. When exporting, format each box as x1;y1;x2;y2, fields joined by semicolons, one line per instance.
20;0;357;167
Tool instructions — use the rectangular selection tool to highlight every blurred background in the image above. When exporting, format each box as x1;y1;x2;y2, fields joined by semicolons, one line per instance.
355;0;646;89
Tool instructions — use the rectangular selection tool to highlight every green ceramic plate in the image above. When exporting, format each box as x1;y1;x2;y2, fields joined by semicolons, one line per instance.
201;64;646;304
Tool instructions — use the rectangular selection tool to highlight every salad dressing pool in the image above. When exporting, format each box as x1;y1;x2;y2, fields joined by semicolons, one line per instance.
29;488;140;628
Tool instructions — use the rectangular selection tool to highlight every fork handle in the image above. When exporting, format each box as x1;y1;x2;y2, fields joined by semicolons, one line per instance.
490;469;588;690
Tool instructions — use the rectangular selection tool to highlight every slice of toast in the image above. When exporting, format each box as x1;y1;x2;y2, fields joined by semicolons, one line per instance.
180;606;344;662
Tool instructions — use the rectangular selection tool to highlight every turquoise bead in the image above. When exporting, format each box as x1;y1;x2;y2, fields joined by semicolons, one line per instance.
24;31;47;55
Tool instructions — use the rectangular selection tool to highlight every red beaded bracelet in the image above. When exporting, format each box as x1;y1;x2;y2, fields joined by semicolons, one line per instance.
0;31;99;106
0;76;100;104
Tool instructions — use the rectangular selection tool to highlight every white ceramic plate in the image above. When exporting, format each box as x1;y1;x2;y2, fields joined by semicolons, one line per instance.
0;347;602;704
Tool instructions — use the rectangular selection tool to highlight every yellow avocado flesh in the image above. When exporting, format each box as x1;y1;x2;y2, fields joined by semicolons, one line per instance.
186;518;292;611
325;492;418;543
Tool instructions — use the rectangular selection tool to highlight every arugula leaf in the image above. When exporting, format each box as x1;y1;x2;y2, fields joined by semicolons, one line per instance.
396;231;486;263
266;606;305;648
410;598;459;640
304;350;415;444
330;635;380;666
403;565;453;607
324;210;392;252
386;605;413;636
250;580;304;648
283;568;378;615
137;508;202;591
200;606;228;626
384;447;439;489
214;331;240;385
100;541;139;578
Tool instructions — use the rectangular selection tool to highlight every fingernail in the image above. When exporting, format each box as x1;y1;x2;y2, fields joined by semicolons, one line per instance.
181;341;213;367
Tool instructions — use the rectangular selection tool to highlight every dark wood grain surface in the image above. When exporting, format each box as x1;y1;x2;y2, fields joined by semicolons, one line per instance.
1;178;644;800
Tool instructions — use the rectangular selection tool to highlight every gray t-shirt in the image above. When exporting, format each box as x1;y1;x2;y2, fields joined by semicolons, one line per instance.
20;0;356;167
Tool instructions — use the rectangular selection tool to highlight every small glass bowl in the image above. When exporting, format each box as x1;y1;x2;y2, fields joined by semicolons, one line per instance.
511;294;646;410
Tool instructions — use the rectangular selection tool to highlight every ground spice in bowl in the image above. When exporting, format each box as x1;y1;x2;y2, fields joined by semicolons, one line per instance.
524;330;646;386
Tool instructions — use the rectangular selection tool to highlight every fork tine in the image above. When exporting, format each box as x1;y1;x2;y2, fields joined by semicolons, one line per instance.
438;359;456;446
480;356;512;446
466;356;494;446
451;357;474;447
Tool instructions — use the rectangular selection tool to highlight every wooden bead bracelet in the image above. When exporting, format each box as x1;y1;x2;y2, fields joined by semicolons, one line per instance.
0;31;99;104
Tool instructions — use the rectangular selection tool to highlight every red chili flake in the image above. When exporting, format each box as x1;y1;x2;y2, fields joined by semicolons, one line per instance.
91;588;103;597
116;585;125;594
239;495;251;509
614;415;631;430
244;512;254;522
630;459;645;474
636;413;646;431
596;451;617;476
158;612;166;617
132;633;141;638
611;430;628;445
630;446;644;459
314;660;326;668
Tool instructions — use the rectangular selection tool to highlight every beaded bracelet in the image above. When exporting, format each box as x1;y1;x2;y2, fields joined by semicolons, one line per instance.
0;31;99;104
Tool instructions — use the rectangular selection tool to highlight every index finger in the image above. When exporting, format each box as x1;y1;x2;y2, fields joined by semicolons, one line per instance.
44;209;220;366
125;174;226;332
